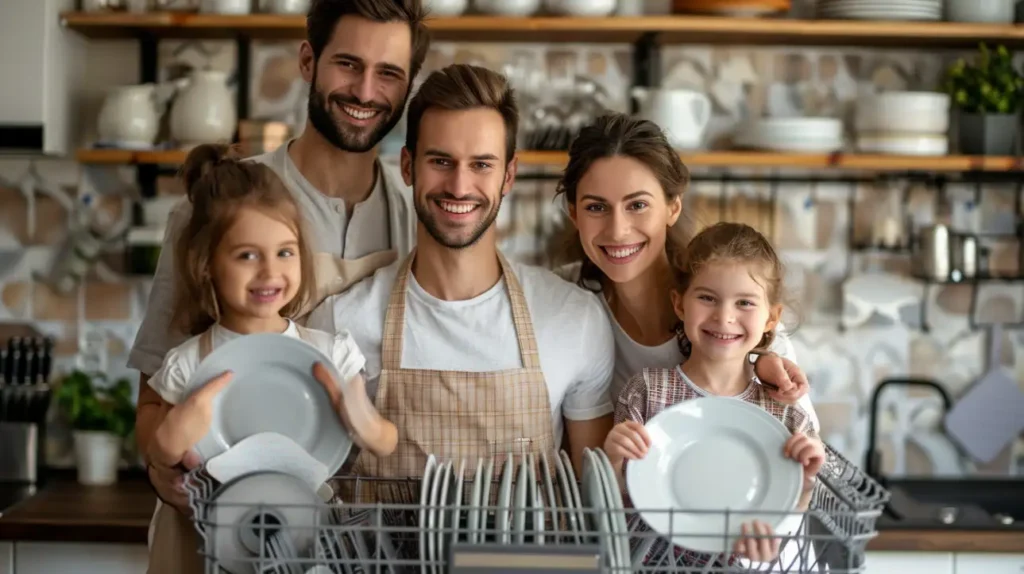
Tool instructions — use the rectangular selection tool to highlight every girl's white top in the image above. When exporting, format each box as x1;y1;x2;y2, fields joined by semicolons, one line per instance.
147;320;366;405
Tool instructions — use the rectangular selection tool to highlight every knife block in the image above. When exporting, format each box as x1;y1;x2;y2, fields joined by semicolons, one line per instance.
0;422;43;483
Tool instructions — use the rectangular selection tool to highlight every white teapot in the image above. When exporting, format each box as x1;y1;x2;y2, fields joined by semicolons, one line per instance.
631;87;712;150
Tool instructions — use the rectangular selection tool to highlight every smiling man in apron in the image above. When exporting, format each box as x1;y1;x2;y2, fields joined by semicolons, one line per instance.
306;64;616;491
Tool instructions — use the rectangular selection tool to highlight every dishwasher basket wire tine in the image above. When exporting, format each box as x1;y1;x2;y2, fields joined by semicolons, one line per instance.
182;442;889;573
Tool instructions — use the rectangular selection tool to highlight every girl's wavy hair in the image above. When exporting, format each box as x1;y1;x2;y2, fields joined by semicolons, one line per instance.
672;222;790;357
552;113;692;291
171;144;316;336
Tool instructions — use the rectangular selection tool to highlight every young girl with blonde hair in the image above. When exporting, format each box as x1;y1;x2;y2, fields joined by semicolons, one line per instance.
604;221;825;568
139;144;397;574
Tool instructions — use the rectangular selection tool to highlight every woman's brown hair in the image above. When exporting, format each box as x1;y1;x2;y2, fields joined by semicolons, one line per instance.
552;113;692;290
672;221;788;356
171;144;317;336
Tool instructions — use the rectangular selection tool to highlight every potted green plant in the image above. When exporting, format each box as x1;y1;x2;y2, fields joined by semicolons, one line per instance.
943;43;1024;155
55;370;135;486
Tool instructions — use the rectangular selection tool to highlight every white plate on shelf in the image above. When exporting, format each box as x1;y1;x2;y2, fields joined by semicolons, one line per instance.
184;333;352;474
626;396;803;554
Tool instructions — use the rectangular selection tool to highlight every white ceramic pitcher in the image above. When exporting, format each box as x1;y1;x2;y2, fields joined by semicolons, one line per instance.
170;70;238;146
97;84;160;149
631;87;712;150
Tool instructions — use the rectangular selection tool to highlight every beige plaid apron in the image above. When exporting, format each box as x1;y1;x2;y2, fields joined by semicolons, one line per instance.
351;250;556;499
147;324;315;574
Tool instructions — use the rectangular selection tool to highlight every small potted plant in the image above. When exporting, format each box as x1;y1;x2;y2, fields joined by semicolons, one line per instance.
943;43;1024;155
55;370;135;486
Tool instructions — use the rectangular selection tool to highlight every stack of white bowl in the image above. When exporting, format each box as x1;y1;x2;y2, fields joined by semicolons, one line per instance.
854;92;950;156
734;117;844;152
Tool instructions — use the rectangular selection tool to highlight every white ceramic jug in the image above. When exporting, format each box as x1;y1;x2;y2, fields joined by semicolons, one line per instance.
170;70;238;146
631;87;712;150
97;84;160;149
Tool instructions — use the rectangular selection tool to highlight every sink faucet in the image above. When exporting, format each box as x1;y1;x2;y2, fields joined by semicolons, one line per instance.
865;378;953;481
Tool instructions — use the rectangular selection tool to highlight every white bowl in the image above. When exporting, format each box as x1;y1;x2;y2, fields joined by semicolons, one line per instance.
474;0;541;16
426;0;469;16
856;91;950;134
544;0;617;16
748;117;844;140
857;134;949;155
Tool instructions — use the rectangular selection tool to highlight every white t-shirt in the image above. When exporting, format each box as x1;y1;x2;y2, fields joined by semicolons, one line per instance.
147;320;366;405
599;297;821;431
305;259;617;441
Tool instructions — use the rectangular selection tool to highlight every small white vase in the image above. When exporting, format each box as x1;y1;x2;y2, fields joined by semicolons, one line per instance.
97;84;160;149
73;431;122;486
170;70;238;146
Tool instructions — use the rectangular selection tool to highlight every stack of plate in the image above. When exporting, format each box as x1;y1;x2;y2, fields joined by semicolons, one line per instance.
816;0;942;20
855;91;950;155
417;449;631;571
626;397;805;555
734;117;844;153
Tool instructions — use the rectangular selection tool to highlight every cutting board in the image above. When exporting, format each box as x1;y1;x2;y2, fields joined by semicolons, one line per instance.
944;324;1024;464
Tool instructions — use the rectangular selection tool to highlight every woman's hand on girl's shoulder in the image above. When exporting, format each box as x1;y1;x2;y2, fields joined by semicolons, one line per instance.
753;352;809;405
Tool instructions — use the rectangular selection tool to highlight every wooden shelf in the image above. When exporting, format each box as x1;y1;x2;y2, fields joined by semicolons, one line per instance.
60;12;1024;47
76;148;1024;173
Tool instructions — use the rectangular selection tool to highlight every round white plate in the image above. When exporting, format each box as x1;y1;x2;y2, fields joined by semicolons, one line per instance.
513;455;529;544
594;449;630;568
558;450;589;542
209;471;326;574
538;452;559;544
418;454;437;568
581;450;616;569
497;454;515;544
626;396;803;554
185;333;352;475
475;456;495;544
468;457;484;543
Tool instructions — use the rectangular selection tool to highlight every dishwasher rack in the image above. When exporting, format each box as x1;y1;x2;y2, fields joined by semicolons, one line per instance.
182;443;889;574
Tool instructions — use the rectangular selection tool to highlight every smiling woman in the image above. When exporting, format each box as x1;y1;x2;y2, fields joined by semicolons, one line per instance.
554;113;820;430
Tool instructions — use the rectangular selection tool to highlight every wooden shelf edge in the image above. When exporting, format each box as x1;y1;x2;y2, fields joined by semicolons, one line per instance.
76;148;1023;172
58;11;1024;46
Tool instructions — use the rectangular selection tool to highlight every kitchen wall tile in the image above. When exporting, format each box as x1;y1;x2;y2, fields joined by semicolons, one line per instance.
83;282;133;322
0;280;30;320
0;186;30;247
31;283;80;322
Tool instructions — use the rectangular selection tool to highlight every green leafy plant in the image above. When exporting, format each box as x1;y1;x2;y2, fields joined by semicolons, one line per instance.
943;43;1024;114
55;370;135;438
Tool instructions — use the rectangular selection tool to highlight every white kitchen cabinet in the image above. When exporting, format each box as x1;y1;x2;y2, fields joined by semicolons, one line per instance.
0;543;12;574
13;542;147;574
865;551;955;574
955;553;1024;574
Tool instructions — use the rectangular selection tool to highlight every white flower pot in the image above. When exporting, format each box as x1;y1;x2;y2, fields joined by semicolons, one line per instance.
170;70;237;146
73;431;122;486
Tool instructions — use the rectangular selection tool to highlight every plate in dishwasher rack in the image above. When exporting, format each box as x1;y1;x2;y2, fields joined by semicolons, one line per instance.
209;470;328;574
626;396;803;553
184;333;353;475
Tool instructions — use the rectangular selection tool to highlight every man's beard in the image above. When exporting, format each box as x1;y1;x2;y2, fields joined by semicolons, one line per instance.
306;71;406;153
413;176;505;250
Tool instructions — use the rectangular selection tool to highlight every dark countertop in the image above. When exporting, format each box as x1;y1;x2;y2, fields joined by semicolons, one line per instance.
2;476;1024;552
0;473;155;544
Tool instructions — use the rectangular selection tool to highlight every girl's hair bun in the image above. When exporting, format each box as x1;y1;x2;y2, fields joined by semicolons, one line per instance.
180;144;241;201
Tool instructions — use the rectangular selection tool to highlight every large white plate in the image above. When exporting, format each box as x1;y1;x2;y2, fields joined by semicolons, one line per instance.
626;396;803;554
185;333;353;476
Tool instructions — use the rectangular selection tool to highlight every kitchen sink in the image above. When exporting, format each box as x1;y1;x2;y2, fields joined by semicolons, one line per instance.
877;478;1024;530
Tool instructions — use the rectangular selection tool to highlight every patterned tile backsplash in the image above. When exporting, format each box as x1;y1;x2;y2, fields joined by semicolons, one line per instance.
1;36;1022;475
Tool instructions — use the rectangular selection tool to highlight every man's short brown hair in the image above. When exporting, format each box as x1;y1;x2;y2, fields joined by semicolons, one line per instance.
306;0;431;82
404;64;519;163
